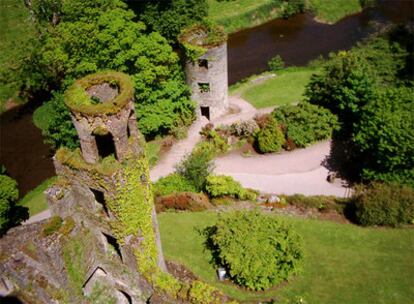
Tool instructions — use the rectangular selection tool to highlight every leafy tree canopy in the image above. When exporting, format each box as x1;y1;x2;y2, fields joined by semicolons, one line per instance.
353;87;414;186
24;0;194;145
129;0;208;44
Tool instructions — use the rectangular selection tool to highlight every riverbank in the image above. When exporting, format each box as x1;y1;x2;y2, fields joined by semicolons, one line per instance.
230;66;319;108
208;0;365;33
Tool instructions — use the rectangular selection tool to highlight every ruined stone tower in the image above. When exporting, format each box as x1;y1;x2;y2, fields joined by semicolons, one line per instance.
179;22;228;120
0;71;165;303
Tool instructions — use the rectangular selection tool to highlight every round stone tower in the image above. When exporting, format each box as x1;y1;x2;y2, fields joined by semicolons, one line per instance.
64;71;141;164
179;22;228;120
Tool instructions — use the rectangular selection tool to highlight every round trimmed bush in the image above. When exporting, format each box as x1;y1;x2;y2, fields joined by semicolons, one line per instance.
255;117;285;153
207;211;303;290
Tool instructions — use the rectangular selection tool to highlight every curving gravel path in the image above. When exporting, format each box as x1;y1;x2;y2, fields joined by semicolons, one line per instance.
214;140;348;197
150;94;348;197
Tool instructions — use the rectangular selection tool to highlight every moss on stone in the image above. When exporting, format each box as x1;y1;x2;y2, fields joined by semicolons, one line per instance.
178;20;227;61
56;147;120;176
42;216;63;237
64;71;134;115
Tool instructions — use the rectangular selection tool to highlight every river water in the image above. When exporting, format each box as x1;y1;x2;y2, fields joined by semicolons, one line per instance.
1;0;413;196
228;0;414;83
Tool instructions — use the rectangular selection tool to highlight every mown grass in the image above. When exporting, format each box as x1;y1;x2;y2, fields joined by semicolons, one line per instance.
18;177;56;216
232;67;319;109
306;0;363;24
158;211;414;303
208;0;283;33
0;0;35;111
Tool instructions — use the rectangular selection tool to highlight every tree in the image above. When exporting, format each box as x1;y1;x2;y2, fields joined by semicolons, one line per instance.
353;87;414;186
305;51;377;134
130;0;208;44
175;149;214;192
23;0;194;142
255;117;285;153
41;92;79;149
0;174;27;235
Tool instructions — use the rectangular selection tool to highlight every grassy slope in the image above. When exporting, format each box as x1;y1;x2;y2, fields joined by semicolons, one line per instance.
306;0;363;23
158;211;414;303
18;177;56;216
0;0;35;110
232;67;318;108
208;0;282;33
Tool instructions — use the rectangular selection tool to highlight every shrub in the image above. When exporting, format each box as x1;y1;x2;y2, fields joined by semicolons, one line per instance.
175;149;214;191
155;192;212;213
282;194;349;213
273;102;338;148
205;175;257;201
255;117;285;153
205;175;241;198
268;55;285;71
153;173;197;197
229;120;259;138
206;211;303;290
353;182;414;226
0;174;27;235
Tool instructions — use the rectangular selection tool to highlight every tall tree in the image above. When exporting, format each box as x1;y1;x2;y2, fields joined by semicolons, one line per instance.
131;0;208;43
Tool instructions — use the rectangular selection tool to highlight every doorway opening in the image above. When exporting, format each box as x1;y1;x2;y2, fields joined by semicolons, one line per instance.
200;106;210;120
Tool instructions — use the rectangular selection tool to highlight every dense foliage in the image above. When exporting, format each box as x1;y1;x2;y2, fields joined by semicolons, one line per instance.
205;175;257;201
255;117;285;153
153;173;197;197
353;182;414;227
206;211;303;290
353;87;414;185
24;0;194;145
0;174;27;235
272;102;338;148
132;0;208;44
175;149;215;192
39;92;79;149
305;31;414;185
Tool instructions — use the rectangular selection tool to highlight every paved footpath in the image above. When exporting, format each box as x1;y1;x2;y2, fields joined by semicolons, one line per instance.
150;95;266;180
150;95;348;197
214;140;348;197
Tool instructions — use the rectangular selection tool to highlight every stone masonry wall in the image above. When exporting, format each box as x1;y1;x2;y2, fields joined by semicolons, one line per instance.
185;42;228;120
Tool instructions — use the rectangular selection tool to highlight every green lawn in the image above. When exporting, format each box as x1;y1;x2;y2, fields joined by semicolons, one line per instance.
233;67;319;109
0;0;35;111
307;0;363;24
208;0;283;33
158;211;414;303
18;177;56;216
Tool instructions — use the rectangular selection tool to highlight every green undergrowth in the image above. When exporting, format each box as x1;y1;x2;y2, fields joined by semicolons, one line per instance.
232;67;320;108
18;177;57;216
146;140;162;168
158;211;414;303
306;0;364;24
